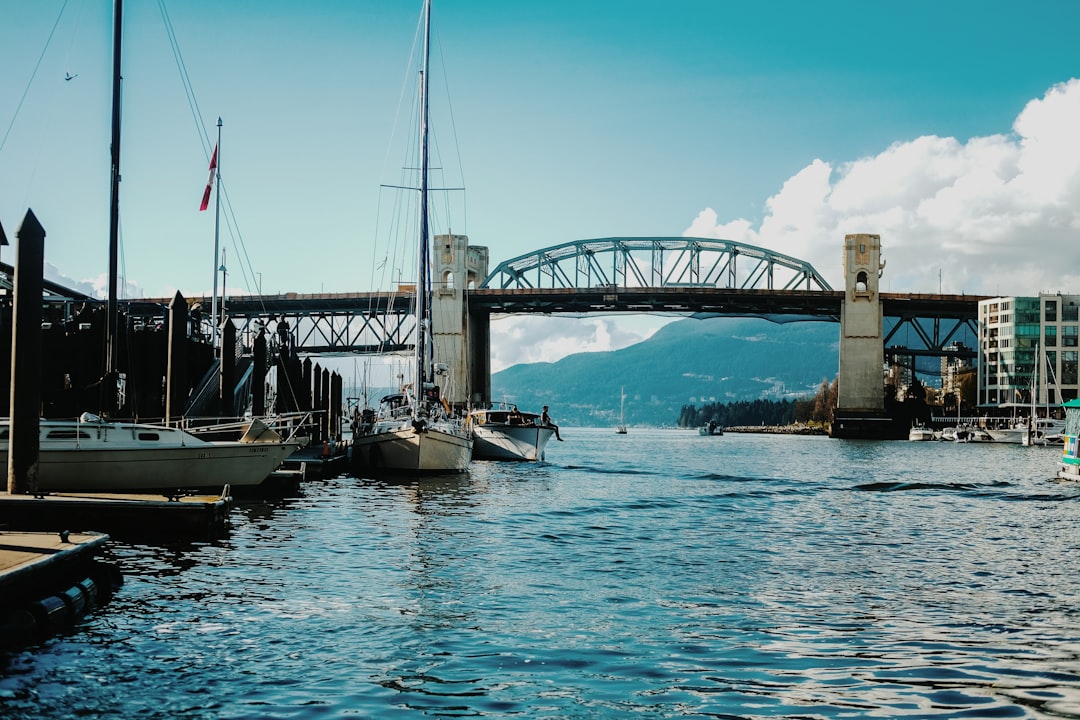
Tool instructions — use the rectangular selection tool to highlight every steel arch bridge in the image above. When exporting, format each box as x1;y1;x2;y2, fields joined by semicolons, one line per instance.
480;237;833;292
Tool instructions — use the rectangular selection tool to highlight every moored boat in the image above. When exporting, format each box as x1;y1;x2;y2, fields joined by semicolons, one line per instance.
467;403;554;461
908;424;935;441
1058;399;1080;481
348;0;472;475
0;414;300;493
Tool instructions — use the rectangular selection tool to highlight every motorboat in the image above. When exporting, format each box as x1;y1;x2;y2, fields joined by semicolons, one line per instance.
0;414;300;493
908;424;935;441
700;421;723;436
1058;399;1080;481
467;403;554;461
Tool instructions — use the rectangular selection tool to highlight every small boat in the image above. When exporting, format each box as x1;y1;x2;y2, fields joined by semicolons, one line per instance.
467;403;554;461
1022;417;1066;446
1058;399;1080;481
908;424;935;441
616;387;628;434
348;0;472;475
0;414;300;493
700;421;723;436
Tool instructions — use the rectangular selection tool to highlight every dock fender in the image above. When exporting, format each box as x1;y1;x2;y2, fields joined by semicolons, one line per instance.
60;584;88;620
0;608;38;650
27;595;70;638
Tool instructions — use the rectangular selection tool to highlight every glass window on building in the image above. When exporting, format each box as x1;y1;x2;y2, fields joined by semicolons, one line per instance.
1046;300;1058;322
1045;325;1057;347
1065;325;1079;348
1063;351;1078;385
1065;303;1079;322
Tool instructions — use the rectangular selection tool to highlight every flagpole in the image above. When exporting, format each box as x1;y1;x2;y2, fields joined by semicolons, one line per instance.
210;117;222;351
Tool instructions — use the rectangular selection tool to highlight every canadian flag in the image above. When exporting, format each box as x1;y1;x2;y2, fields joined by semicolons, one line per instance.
199;144;218;211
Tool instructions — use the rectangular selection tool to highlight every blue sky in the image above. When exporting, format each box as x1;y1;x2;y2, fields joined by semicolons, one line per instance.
2;1;1080;371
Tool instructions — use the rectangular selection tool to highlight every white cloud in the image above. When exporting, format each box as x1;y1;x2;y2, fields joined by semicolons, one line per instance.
686;78;1080;296
489;314;668;372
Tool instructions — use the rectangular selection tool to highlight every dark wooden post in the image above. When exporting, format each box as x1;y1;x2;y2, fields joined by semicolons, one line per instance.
8;210;45;494
165;291;188;424
321;367;331;439
301;357;312;412
312;362;323;444
252;328;266;416
331;371;342;440
219;317;235;417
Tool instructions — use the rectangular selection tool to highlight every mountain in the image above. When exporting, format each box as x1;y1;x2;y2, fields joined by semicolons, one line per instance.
491;316;840;427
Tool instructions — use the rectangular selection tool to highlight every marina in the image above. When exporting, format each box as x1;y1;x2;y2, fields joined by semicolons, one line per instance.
2;429;1078;718
1;0;1079;717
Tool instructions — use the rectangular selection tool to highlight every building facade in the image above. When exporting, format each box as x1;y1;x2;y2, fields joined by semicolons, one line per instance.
977;294;1080;408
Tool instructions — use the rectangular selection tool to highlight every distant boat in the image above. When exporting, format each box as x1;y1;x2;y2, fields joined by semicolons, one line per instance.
908;424;935;441
468;403;554;461
616;387;628;434
349;0;472;474
0;415;299;493
700;421;723;436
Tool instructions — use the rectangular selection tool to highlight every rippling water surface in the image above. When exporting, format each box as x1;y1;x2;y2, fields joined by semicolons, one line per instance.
3;429;1080;718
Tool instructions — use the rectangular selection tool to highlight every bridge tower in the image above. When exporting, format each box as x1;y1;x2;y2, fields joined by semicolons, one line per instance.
832;233;895;438
431;234;488;407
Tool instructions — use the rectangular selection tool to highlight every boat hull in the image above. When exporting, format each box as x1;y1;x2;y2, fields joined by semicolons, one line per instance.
472;424;554;461
28;443;298;492
1;419;299;492
351;425;472;474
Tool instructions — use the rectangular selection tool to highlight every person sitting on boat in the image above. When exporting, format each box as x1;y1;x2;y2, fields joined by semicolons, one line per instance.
509;405;524;425
541;406;563;441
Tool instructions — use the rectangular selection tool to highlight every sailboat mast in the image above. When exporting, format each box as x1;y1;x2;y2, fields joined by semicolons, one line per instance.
415;0;432;398
105;0;122;401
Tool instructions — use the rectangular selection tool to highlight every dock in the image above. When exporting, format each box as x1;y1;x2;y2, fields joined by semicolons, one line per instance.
0;530;118;649
0;490;232;540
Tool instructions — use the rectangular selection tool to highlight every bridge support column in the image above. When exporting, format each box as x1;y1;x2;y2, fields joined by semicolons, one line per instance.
432;234;488;408
832;233;898;439
468;309;491;406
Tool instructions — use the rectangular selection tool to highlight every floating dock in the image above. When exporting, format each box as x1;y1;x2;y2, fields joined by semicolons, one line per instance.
0;490;232;540
0;530;118;649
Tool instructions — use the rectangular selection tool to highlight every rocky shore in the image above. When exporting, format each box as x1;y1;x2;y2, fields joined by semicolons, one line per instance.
723;424;828;436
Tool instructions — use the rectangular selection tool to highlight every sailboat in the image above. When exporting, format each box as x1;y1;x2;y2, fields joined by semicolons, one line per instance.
1;0;300;494
616;387;628;434
349;0;472;474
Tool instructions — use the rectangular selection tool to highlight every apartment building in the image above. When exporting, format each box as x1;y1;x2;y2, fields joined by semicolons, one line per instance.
977;294;1080;407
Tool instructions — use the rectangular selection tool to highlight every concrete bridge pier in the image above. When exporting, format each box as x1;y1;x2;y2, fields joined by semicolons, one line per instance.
831;233;896;439
431;234;488;408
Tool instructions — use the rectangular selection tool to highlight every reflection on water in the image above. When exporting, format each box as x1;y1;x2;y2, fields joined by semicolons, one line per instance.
2;429;1079;719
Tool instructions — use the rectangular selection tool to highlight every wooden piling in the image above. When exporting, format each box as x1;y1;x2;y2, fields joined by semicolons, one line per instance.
253;327;266;416
7;210;45;495
165;291;188;423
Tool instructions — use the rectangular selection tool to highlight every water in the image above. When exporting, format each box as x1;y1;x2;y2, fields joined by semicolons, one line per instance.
3;429;1079;719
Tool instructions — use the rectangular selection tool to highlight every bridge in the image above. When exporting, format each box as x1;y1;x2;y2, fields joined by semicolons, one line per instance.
21;234;972;437
115;237;977;361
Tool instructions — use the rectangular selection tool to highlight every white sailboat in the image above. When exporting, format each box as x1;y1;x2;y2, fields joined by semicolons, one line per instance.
3;0;300;494
616;387;628;434
349;0;472;474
